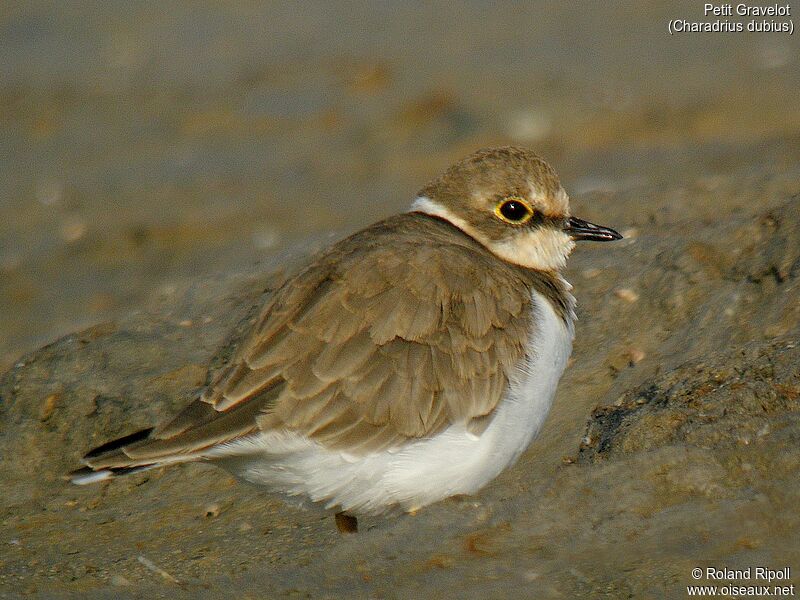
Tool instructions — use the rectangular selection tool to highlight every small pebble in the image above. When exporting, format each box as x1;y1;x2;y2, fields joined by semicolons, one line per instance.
178;320;193;328
60;219;88;243
582;268;601;279
204;503;221;518
627;348;646;364
39;393;60;421
622;227;638;239
615;288;639;303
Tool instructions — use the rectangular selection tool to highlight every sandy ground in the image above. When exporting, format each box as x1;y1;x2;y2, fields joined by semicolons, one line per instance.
1;2;799;598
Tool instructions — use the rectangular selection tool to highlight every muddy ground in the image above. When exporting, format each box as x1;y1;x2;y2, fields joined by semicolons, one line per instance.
1;2;799;598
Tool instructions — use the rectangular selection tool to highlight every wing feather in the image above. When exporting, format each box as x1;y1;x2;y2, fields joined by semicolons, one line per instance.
103;214;543;463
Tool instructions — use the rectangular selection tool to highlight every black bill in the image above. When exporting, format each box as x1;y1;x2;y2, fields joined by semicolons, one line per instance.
565;216;623;241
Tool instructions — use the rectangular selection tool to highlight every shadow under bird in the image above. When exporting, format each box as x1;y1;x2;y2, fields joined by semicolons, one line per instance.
71;146;622;533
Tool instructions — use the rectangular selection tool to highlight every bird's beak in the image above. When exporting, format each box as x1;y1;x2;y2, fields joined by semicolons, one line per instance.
564;216;623;242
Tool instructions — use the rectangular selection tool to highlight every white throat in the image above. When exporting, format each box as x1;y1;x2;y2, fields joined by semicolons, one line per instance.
410;196;575;271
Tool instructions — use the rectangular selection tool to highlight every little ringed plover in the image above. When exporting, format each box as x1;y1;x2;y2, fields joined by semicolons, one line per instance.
71;146;622;533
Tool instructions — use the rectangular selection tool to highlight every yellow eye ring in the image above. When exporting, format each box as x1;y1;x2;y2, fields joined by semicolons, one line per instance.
494;197;534;224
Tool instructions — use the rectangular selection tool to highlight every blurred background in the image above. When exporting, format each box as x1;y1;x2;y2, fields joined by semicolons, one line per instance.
3;5;800;597
2;1;799;370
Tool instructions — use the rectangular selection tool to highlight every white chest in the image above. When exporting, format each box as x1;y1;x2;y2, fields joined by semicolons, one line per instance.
219;290;574;515
370;289;574;510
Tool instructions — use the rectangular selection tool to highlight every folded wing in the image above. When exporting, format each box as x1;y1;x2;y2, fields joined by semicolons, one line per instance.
81;214;535;470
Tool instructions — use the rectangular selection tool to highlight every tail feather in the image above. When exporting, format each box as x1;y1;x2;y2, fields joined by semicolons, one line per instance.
69;427;161;485
70;385;280;485
70;424;227;485
83;427;154;459
70;464;159;485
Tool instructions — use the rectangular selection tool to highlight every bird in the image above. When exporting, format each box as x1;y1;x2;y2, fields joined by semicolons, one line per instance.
71;146;622;533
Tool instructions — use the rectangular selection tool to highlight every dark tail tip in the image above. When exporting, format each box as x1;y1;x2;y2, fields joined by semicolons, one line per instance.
83;427;154;460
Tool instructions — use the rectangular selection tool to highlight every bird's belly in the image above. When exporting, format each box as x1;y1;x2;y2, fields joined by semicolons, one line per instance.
217;291;573;515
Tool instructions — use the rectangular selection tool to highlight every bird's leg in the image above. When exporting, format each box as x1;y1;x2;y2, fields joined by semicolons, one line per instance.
334;511;358;534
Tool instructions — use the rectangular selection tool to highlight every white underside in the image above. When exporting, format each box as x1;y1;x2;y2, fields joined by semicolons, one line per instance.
209;290;574;515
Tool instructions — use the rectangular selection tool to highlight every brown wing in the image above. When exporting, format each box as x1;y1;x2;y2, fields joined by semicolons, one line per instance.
118;214;535;463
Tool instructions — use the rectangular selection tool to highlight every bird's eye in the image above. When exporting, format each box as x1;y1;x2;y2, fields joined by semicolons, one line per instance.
495;197;534;224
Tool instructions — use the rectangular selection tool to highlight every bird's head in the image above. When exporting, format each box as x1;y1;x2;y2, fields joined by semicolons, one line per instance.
412;146;621;271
